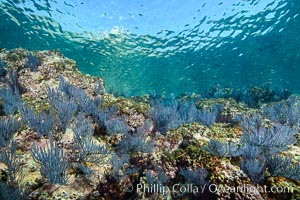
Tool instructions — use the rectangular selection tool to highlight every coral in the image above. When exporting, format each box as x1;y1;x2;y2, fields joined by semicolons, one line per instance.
3;68;20;94
72;112;94;138
267;154;300;180
206;112;300;183
150;97;222;134
55;99;78;133
57;76;104;115
47;86;78;133
105;117;129;135
116;120;154;154
0;88;21;115
0;116;20;147
31;137;69;185
46;85;65;103
110;153;130;180
0;59;6;76
179;168;209;186
71;88;97;115
70;112;109;164
263;95;300;127
240;113;297;154
149;97;175;133
205;139;240;157
95;79;105;95
202;85;291;107
0;141;22;185
24;52;41;72
93;105;119;130
145;167;169;185
58;75;73;96
240;145;266;183
0;182;22;200
117;132;154;154
19;103;56;137
197;104;223;126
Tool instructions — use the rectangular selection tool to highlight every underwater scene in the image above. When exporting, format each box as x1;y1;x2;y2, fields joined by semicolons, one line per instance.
0;0;300;199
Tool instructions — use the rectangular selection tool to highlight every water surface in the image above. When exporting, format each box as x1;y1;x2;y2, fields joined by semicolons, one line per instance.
0;0;299;96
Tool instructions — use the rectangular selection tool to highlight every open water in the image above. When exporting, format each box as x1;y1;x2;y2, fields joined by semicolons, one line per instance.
0;0;299;96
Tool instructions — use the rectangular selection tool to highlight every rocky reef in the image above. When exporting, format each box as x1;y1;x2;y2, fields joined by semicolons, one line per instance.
0;48;300;200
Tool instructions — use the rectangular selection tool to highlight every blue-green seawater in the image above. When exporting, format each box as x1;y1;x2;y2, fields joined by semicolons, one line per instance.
0;0;299;96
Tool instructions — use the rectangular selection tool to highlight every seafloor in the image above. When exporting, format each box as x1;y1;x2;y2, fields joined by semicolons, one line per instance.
0;48;300;200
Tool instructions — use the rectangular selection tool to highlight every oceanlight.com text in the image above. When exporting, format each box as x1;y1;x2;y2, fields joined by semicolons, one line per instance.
130;183;294;196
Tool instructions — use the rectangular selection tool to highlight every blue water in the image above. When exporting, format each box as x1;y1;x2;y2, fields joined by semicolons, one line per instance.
0;0;299;96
